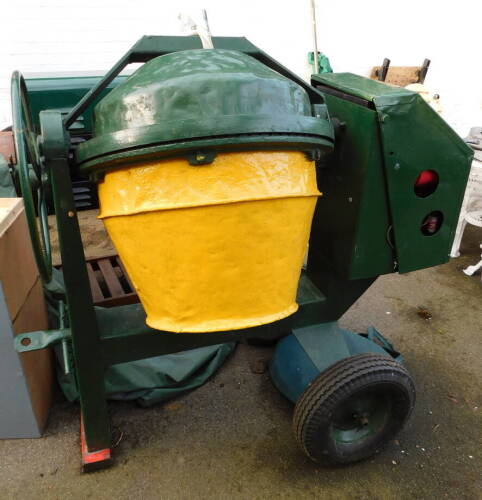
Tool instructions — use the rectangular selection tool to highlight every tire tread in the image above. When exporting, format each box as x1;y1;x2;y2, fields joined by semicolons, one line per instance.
293;353;415;464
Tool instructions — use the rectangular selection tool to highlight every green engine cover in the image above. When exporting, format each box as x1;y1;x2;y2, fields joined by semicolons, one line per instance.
76;49;334;172
311;73;473;276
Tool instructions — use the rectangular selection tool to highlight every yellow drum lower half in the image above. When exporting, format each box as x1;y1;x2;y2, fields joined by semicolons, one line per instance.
98;151;320;333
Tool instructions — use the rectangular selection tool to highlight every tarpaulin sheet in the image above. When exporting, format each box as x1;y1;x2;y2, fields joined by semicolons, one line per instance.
58;342;235;407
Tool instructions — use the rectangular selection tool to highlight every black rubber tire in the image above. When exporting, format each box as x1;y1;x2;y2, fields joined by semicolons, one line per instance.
293;353;415;465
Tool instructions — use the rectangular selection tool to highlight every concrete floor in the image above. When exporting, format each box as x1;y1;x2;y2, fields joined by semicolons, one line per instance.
1;227;481;500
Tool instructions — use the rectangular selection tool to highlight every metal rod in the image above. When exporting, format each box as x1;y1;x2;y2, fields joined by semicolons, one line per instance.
203;9;213;42
310;0;319;74
64;53;130;129
199;10;214;49
59;300;70;374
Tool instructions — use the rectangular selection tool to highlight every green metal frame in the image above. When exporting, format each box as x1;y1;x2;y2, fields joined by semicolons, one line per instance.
12;37;375;469
11;36;472;470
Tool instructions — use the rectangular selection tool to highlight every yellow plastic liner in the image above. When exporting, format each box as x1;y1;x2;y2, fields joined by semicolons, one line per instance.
98;151;320;332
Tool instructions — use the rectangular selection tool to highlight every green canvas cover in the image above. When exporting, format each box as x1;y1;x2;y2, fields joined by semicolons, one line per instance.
57;342;235;407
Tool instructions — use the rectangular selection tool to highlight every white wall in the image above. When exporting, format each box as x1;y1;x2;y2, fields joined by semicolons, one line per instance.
0;0;480;135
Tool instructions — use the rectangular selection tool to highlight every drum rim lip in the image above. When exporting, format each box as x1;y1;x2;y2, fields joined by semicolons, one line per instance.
78;135;334;181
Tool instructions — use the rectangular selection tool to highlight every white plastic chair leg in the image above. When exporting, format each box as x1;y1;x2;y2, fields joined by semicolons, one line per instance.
450;218;467;258
463;261;482;276
463;244;482;282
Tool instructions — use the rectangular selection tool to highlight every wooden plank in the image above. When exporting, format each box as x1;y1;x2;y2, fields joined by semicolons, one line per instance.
94;293;139;308
59;255;140;306
86;261;104;302
97;258;124;297
370;66;421;87
115;256;135;292
0;198;23;237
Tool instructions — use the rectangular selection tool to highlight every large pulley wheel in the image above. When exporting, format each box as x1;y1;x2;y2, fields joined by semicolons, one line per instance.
11;71;53;284
293;353;415;465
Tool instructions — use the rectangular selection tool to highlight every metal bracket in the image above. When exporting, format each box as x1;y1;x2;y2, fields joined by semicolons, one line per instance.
15;328;70;353
187;150;217;166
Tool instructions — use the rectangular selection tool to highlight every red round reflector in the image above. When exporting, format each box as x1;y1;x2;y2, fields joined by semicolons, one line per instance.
414;170;439;198
421;210;444;236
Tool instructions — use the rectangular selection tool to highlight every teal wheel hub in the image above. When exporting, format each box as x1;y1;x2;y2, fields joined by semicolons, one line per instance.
330;388;391;444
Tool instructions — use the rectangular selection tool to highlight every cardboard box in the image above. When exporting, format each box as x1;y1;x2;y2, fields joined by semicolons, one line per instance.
0;198;39;320
0;132;15;164
0;198;53;438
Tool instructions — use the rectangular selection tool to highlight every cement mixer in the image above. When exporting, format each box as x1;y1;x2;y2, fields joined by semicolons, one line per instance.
7;36;472;471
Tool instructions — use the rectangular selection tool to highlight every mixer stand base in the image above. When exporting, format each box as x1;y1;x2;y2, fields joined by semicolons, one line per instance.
80;415;112;472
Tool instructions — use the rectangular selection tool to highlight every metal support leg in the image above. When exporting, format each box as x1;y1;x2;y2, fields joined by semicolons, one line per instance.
80;415;112;472
41;111;112;470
